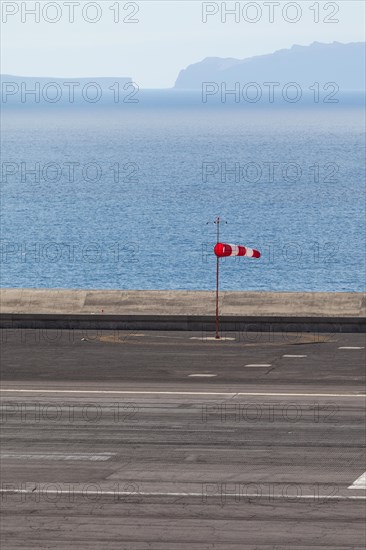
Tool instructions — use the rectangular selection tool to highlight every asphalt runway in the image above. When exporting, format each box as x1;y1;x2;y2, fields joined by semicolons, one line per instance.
0;328;365;549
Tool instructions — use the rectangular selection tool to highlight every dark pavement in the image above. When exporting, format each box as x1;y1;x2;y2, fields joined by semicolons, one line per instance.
0;329;365;549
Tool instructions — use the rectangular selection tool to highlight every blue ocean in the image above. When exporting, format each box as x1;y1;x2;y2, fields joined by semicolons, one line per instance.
1;95;365;291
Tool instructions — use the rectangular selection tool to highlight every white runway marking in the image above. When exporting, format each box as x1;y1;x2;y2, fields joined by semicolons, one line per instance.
338;347;365;350
190;337;236;341
0;453;114;462
188;374;217;378
1;488;365;500
152;335;185;339
282;355;307;358
1;389;365;398
245;364;271;367
174;448;269;452
348;472;366;490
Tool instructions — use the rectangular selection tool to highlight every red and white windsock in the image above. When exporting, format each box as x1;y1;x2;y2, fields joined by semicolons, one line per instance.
214;242;261;259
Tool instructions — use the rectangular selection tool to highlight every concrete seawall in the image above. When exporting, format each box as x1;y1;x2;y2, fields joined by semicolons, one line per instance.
0;289;365;332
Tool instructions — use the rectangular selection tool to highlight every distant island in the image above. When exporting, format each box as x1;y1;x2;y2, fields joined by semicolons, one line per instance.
2;42;365;94
0;75;134;103
174;42;365;91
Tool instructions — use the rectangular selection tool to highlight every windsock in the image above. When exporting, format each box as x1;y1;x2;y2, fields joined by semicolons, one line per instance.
214;242;260;259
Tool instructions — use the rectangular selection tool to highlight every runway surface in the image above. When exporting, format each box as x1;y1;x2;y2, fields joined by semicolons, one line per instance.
1;328;365;549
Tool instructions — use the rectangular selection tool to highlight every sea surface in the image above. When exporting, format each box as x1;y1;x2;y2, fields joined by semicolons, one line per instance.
1;96;365;291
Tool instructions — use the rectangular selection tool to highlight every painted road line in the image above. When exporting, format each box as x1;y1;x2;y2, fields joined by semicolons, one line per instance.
338;347;365;350
0;453;115;461
190;337;236;341
1;389;365;398
174;448;269;452
152;335;186;339
282;355;307;358
188;374;217;378
1;488;365;500
245;364;271;367
348;472;366;490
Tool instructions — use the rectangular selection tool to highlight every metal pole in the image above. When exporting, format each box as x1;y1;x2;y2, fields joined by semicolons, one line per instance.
215;216;220;339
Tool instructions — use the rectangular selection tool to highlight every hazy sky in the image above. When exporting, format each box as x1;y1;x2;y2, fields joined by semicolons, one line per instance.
1;0;365;88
